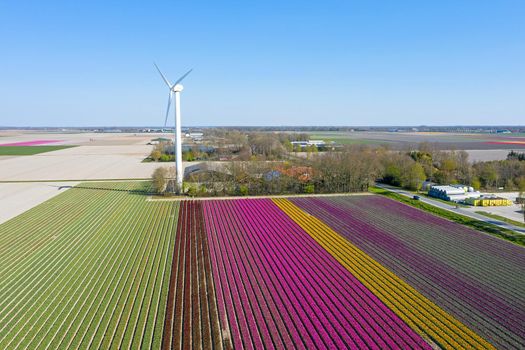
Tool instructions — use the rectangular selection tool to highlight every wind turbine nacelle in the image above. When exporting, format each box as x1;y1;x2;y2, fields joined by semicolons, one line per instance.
172;84;184;92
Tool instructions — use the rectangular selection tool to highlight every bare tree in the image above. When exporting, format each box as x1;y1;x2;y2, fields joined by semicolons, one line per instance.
248;133;285;159
152;166;176;194
311;146;381;193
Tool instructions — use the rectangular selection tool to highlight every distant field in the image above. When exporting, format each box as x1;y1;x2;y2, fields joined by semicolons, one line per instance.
310;134;390;145
309;131;525;150
0;183;523;349
0;145;161;181
0;145;76;155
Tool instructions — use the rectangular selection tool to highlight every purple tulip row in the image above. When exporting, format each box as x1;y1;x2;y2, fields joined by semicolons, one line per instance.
368;196;525;265
359;197;525;311
202;198;431;349
364;196;525;303
290;196;525;349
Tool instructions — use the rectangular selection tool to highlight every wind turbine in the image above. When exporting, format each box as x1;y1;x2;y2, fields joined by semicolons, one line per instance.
154;63;192;192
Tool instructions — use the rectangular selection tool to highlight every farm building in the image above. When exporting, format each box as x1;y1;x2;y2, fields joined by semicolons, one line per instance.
465;195;513;206
428;185;481;202
291;140;326;148
185;132;204;138
185;132;204;141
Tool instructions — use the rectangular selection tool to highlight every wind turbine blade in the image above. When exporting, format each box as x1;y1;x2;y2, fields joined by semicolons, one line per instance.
154;63;172;88
164;92;172;127
173;68;193;86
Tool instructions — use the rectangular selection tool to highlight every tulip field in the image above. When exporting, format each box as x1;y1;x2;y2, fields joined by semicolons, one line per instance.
287;196;525;349
0;182;177;349
0;182;523;349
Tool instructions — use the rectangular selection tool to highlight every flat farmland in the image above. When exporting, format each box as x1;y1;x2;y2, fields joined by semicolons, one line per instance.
1;184;524;349
310;131;525;151
0;132;196;181
0;131;160;146
0;182;79;224
0;145;162;181
464;149;516;162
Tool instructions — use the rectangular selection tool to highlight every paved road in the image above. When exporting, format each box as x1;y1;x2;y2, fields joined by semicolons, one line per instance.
375;183;525;235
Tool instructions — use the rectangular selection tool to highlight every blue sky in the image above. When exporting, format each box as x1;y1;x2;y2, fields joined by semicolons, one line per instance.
0;1;524;127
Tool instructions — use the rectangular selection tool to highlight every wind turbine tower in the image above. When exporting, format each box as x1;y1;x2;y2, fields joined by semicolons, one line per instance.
154;63;192;192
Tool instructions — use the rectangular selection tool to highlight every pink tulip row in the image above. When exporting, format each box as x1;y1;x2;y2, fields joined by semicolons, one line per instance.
202;198;431;349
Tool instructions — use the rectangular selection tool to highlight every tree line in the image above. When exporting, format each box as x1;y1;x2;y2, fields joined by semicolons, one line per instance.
152;142;525;196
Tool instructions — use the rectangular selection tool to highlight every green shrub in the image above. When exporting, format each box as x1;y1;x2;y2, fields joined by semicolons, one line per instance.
239;185;249;196
304;184;315;194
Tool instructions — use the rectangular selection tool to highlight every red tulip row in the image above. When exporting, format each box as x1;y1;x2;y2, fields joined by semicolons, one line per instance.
162;200;223;349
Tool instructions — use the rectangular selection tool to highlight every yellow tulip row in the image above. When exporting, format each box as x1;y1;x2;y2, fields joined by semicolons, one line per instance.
273;199;495;350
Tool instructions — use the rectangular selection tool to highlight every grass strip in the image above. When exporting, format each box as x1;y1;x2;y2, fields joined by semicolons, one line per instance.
475;211;525;229
0;145;76;155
